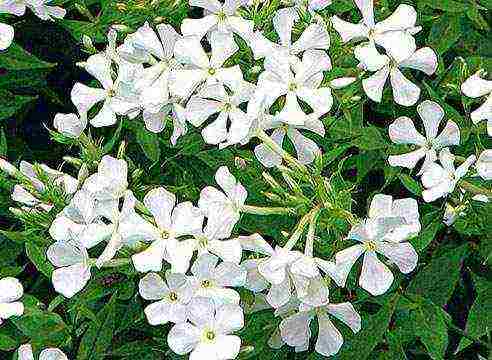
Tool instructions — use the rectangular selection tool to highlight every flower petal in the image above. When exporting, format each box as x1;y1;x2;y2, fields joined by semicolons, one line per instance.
399;47;437;75
0;277;23;303
52;263;91;298
377;241;418;274
362;65;390;103
315;313;344;356
326;302;361;333
359;252;394;296
417;100;445;141
390;67;420;106
167;322;200;355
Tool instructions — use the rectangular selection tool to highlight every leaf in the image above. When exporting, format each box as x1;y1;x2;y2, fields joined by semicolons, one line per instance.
413;297;449;360
321;144;351;168
77;294;118;360
12;311;70;348
25;242;54;278
456;274;492;352
0;333;18;351
398;173;422;196
0;44;55;70
420;0;469;12
136;125;161;162
352;127;386;151
337;294;400;359
407;244;468;306
428;14;462;55
0;90;37;121
412;219;443;252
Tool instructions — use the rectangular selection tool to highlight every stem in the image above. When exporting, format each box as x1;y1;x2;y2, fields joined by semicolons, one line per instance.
255;129;308;175
284;207;319;251
459;180;492;198
241;204;296;216
97;258;131;268
305;208;320;257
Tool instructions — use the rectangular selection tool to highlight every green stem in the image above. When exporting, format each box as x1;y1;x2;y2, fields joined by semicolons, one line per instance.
241;204;296;216
459;180;492;198
305;208;320;257
284;207;318;251
89;258;130;268
255;129;308;175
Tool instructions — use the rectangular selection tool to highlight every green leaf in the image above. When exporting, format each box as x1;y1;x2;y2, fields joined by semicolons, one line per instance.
12;311;70;348
25;242;53;278
337;294;400;360
0;333;18;351
397;174;422;196
0;44;55;70
0;90;37;121
429;14;462;55
352;127;386;151
412;218;443;252
456;274;492;352
77;294;118;360
136;125;161;162
420;0;469;12
407;244;468;306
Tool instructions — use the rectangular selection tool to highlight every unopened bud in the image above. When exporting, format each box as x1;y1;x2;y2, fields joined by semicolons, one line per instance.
63;156;83;167
0;158;18;177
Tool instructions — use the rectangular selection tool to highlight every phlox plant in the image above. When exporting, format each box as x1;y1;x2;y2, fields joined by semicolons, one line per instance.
0;0;490;359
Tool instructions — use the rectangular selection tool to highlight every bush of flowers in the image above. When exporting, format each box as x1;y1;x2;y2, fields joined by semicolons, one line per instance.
0;0;490;359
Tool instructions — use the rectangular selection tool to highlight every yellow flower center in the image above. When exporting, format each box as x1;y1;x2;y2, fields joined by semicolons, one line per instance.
365;240;377;252
169;291;178;302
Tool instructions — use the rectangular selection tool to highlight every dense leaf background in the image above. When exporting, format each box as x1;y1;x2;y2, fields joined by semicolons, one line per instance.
0;0;491;359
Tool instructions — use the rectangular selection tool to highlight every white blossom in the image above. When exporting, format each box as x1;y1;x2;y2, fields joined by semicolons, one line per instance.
181;0;253;41
198;166;247;238
47;237;91;298
476;149;492;180
189;253;246;306
131;187;204;273
279;301;361;356
17;344;68;360
0;277;24;324
0;0;65;20
167;297;244;360
186;82;256;148
358;44;437;106
0;23;14;50
138;272;194;325
170;32;243;99
53;112;87;138
461;69;492;136
331;1;421;62
421;148;476;202
388;100;460;174
250;7;330;61
333;194;420;296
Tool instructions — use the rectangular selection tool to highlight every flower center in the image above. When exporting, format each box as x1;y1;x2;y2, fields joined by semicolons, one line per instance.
217;10;227;22
168;291;178;302
107;88;116;97
365;240;377;252
288;82;297;91
204;329;216;341
197;235;209;248
208;68;216;75
201;279;212;288
161;229;170;239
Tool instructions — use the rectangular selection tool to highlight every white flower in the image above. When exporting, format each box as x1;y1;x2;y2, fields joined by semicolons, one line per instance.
358;44;437;106
53;112;87;138
421;148;476;202
49;189;113;249
0;277;24;324
250;49;332;125
71;53;142;127
0;0;65;20
181;0;253;41
170;32;243;99
461;69;492;136
47;237;91;298
333;194;420;296
250;7;330;61
298;0;332;13
131;187;204;273
331;1;420;62
476;149;492;180
189;253;246;306
138;272;193;325
18;344;68;360
186;82;256;148
254;113;325;167
0;23;14;50
167;297;244;360
279;301;361;356
388;100;460;174
198;166;247;238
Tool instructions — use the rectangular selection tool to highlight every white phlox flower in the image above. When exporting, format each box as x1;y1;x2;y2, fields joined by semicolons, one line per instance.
249;48;332;126
250;7;330;61
476;149;492;180
295;0;332;13
388;100;460;174
421;148;476;203
138;272;194;325
198;166;247;238
186;82;256;148
279;301;361;356
189;253;246;306
47;236;92;298
0;23;14;50
53;112;87;138
0;0;65;20
254;113;325;167
333;194;420;296
167;297;244;360
11;161;77;212
331;1;421;63
17;343;68;360
461;69;492;136
357;43;437;106
181;0;254;42
170;32;243;99
71;51;143;127
49;189;113;249
0;277;24;324
131;187;204;273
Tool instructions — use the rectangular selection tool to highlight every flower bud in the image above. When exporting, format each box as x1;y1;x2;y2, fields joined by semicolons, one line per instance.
54;113;86;138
